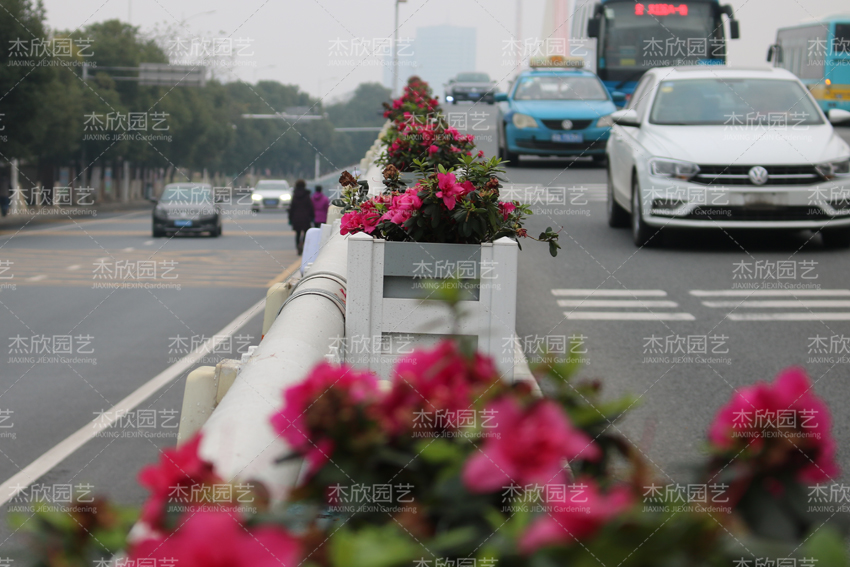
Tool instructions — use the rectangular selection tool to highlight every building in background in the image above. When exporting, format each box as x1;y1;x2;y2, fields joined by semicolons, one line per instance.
383;25;477;98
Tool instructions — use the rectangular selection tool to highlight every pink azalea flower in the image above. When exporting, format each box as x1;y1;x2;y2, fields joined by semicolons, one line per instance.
498;202;516;220
708;367;839;483
436;172;466;210
340;210;364;235
380;341;499;434
131;509;301;567
360;202;382;234
520;480;632;553
270;362;379;474
392;99;403;109
428;144;439;155
385;188;423;225
462;398;600;493
477;150;485;158
137;433;221;529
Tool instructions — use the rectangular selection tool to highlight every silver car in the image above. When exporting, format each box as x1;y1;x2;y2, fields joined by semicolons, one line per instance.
251;180;292;212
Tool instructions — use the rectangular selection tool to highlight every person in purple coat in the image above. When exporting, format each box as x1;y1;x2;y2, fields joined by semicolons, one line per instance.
311;185;330;228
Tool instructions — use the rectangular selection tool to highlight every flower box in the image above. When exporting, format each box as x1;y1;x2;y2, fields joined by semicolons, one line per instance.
345;233;518;380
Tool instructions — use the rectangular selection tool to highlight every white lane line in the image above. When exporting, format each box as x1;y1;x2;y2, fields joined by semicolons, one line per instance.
565;312;696;321
26;275;47;282
558;299;679;308
704;300;850;309
66;265;81;271
0;296;266;506
0;212;145;239
552;289;668;297
691;289;850;297
144;240;154;245
123;247;135;252
728;313;850;321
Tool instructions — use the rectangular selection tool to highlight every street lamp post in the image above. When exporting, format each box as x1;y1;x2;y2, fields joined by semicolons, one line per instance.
392;0;407;97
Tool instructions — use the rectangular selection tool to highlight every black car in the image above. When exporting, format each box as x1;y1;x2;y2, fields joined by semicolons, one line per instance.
445;72;498;104
152;183;222;237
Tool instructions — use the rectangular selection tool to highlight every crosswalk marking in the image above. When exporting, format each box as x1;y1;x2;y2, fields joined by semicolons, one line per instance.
553;289;667;297
691;289;850;297
728;313;850;321
554;288;693;321
703;300;850;309
557;299;679;308
565;312;696;321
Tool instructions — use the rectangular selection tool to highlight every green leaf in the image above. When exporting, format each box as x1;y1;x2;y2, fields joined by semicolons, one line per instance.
416;438;466;464
801;526;849;566
330;525;420;567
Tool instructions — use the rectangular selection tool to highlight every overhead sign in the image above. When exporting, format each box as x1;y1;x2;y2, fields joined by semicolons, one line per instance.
139;63;206;87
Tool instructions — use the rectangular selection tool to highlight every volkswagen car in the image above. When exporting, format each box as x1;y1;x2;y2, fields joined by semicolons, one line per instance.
605;66;850;247
152;183;222;237
495;57;622;165
251;179;292;213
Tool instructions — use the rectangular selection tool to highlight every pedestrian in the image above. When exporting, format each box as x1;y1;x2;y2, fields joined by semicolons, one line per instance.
311;184;330;228
288;179;314;255
0;175;9;217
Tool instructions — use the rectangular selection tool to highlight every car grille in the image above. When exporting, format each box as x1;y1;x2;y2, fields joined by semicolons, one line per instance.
263;198;279;207
540;119;594;131
683;206;832;221
516;139;606;151
692;165;822;186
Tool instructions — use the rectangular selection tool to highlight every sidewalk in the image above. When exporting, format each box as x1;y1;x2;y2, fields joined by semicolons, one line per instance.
0;200;152;230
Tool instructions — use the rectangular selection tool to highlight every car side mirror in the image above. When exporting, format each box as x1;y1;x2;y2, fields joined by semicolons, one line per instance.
729;19;740;40
148;196;157;204
828;108;850;124
611;109;641;127
494;92;508;102
587;18;600;38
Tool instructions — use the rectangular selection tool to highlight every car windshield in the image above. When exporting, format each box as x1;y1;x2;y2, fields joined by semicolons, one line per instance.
513;75;608;100
160;185;213;203
649;78;825;126
456;73;490;82
256;182;290;191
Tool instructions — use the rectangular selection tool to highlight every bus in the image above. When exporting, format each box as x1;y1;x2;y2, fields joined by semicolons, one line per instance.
571;0;740;101
767;16;850;112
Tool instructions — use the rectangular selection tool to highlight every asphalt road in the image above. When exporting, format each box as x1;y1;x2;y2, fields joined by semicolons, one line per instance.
1;109;849;548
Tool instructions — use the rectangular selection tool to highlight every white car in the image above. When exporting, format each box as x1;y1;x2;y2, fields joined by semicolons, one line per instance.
251;180;292;212
605;66;850;247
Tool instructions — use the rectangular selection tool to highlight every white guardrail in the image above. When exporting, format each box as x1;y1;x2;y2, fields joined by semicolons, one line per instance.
172;125;538;509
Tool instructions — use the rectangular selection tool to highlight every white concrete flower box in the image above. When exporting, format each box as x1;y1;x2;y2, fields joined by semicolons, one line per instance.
345;232;518;380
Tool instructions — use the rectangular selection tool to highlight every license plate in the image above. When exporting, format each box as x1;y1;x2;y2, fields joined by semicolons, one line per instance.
742;192;784;208
552;132;583;143
263;199;278;207
174;220;193;227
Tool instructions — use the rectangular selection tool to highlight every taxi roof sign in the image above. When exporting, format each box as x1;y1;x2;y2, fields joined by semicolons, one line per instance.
529;55;585;69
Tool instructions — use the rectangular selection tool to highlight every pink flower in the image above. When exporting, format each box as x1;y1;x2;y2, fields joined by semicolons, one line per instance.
462;398;600;493
380;341;499;434
138;434;221;529
340;210;364;235
436;172;466;210
270;362;379;474
385;188;423;225
477;150;485;158
392;99;403;109
708;367;839;483
450;146;461;153
520;480;632;553
360;201;382;234
428;144;439;155
131;510;301;567
498;202;516;220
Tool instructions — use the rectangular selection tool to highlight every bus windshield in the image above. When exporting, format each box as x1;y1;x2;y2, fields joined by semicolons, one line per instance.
600;1;723;82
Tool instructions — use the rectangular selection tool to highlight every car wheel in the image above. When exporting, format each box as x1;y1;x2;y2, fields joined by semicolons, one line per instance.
607;167;630;228
822;228;850;249
632;175;660;247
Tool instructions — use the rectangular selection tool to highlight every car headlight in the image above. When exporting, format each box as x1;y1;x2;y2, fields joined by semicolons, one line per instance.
596;114;614;128
648;158;700;181
512;113;539;129
153;206;168;219
815;159;850;180
282;194;292;201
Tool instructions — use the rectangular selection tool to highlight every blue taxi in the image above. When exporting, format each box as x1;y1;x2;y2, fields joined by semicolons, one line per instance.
495;56;623;165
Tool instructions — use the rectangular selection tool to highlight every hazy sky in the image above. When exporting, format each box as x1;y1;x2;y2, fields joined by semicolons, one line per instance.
39;0;850;102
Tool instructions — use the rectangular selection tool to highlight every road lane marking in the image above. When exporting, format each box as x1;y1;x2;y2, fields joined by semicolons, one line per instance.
565;312;696;321
265;260;303;287
552;289;668;297
557;300;679;308
66;265;81;271
727;313;850;321
691;289;850;297
26;275;46;281
0;295;268;506
144;240;154;245
123;247;135;252
0;212;146;239
703;300;850;308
